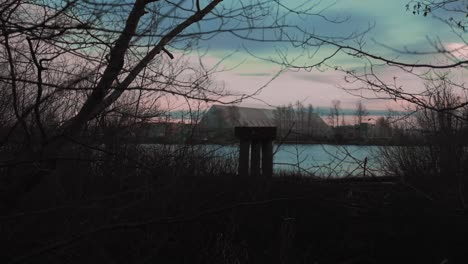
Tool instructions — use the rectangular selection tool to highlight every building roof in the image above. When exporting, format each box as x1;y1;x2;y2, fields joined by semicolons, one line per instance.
199;105;330;131
199;105;272;127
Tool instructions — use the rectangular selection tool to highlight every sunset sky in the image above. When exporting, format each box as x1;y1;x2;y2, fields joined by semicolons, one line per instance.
190;0;468;112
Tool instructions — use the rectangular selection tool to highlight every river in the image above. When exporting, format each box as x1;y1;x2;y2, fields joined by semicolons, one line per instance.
206;144;383;177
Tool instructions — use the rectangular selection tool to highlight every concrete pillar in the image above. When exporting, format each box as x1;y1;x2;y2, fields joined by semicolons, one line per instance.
239;139;250;178
235;127;276;180
251;140;261;177
262;140;274;178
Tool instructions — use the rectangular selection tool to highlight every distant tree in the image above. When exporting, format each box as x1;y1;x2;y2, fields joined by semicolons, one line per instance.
306;104;314;136
295;101;305;133
275;102;320;139
354;101;369;125
274;105;290;138
286;103;295;131
273;106;282;131
277;1;468;122
375;117;392;138
328;100;341;127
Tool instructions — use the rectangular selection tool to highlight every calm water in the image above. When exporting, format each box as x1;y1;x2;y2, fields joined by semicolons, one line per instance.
273;144;381;177
208;144;382;177
142;143;382;177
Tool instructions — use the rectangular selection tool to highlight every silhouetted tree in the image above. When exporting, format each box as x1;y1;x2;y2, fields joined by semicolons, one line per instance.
354;101;369;125
375;117;392;138
306;104;315;136
1;0;359;203
328;100;341;127
379;78;468;204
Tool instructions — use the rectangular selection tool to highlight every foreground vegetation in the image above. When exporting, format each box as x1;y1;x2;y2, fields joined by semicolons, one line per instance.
1;78;467;263
1;141;468;264
2;80;468;263
1;0;467;262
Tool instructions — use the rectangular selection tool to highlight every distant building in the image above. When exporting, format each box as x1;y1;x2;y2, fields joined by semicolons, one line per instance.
197;105;331;141
335;123;375;141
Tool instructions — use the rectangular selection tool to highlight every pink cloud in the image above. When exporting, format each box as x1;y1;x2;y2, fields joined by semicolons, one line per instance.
214;67;410;111
445;43;468;60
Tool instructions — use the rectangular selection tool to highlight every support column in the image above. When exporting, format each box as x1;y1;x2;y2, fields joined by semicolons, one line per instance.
235;127;276;180
262;139;273;178
250;140;261;177
238;139;250;178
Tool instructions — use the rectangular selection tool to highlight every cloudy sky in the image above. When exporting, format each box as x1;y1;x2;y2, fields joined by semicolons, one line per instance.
189;0;467;112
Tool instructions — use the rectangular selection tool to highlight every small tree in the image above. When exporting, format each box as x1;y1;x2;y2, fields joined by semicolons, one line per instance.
354;101;369;125
328;100;341;127
306;104;314;136
295;101;305;133
374;117;392;138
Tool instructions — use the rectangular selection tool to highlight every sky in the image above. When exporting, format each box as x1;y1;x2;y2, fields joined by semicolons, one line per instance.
185;0;468;112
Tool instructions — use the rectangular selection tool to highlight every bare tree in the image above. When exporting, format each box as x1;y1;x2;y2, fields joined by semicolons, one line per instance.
354;101;369;125
375;117;392;138
295;100;305;133
406;0;467;30
1;0;362;204
346;0;466;113
306;103;314;136
379;78;468;204
264;1;468;115
328;99;341;127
